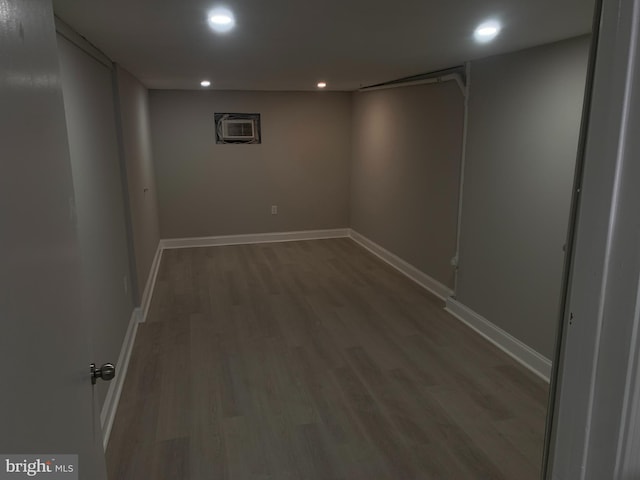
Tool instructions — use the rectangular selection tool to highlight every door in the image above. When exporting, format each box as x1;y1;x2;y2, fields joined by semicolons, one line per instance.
0;0;106;478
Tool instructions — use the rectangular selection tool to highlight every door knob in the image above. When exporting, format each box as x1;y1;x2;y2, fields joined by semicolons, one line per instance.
90;363;116;385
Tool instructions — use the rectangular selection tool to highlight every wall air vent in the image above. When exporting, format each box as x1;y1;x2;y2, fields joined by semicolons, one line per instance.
215;113;261;144
223;119;254;139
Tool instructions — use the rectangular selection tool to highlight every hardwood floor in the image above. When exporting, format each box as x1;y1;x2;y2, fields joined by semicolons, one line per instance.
106;238;549;479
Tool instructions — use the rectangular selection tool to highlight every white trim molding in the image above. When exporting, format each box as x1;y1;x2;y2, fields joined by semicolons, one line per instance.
445;297;552;382
100;242;162;447
160;228;350;250
139;243;163;323
348;229;453;301
100;308;141;449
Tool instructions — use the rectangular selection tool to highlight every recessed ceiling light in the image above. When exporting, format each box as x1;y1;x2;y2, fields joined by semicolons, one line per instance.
474;20;501;43
317;82;327;88
208;8;235;33
210;14;232;25
200;80;211;87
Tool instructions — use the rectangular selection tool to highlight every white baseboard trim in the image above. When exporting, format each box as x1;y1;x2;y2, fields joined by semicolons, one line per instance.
160;228;350;250
100;243;162;448
445;297;552;382
348;229;453;301
139;244;163;323
100;307;141;449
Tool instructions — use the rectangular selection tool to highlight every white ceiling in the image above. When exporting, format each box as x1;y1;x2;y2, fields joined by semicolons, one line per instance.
52;0;595;91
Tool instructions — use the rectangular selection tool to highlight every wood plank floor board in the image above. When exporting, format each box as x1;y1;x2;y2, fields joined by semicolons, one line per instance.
411;441;472;479
428;385;539;480
405;333;516;422
385;367;509;479
107;238;548;479
152;437;190;480
297;422;344;480
471;365;548;433
156;317;192;441
337;307;440;387
291;346;352;445
345;346;433;446
494;417;546;468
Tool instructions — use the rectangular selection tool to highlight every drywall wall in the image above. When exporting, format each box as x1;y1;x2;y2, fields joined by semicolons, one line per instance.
456;35;591;359
149;90;352;238
57;35;134;405
350;82;464;289
116;66;160;298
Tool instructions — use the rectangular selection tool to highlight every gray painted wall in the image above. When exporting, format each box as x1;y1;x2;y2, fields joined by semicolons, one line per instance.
149;90;352;238
116;66;160;298
456;36;591;359
350;82;464;289
57;36;134;406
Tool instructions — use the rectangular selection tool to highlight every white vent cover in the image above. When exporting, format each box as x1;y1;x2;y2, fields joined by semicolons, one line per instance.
221;119;256;140
215;113;261;144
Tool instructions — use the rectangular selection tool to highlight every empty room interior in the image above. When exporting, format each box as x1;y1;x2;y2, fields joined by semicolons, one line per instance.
47;0;596;477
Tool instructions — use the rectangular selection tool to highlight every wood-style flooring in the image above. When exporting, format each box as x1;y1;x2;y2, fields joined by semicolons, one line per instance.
106;238;549;479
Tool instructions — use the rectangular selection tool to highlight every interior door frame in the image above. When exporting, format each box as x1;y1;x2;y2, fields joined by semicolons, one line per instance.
544;0;640;477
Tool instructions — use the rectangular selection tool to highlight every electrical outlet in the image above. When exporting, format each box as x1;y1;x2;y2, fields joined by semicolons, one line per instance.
271;205;278;215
